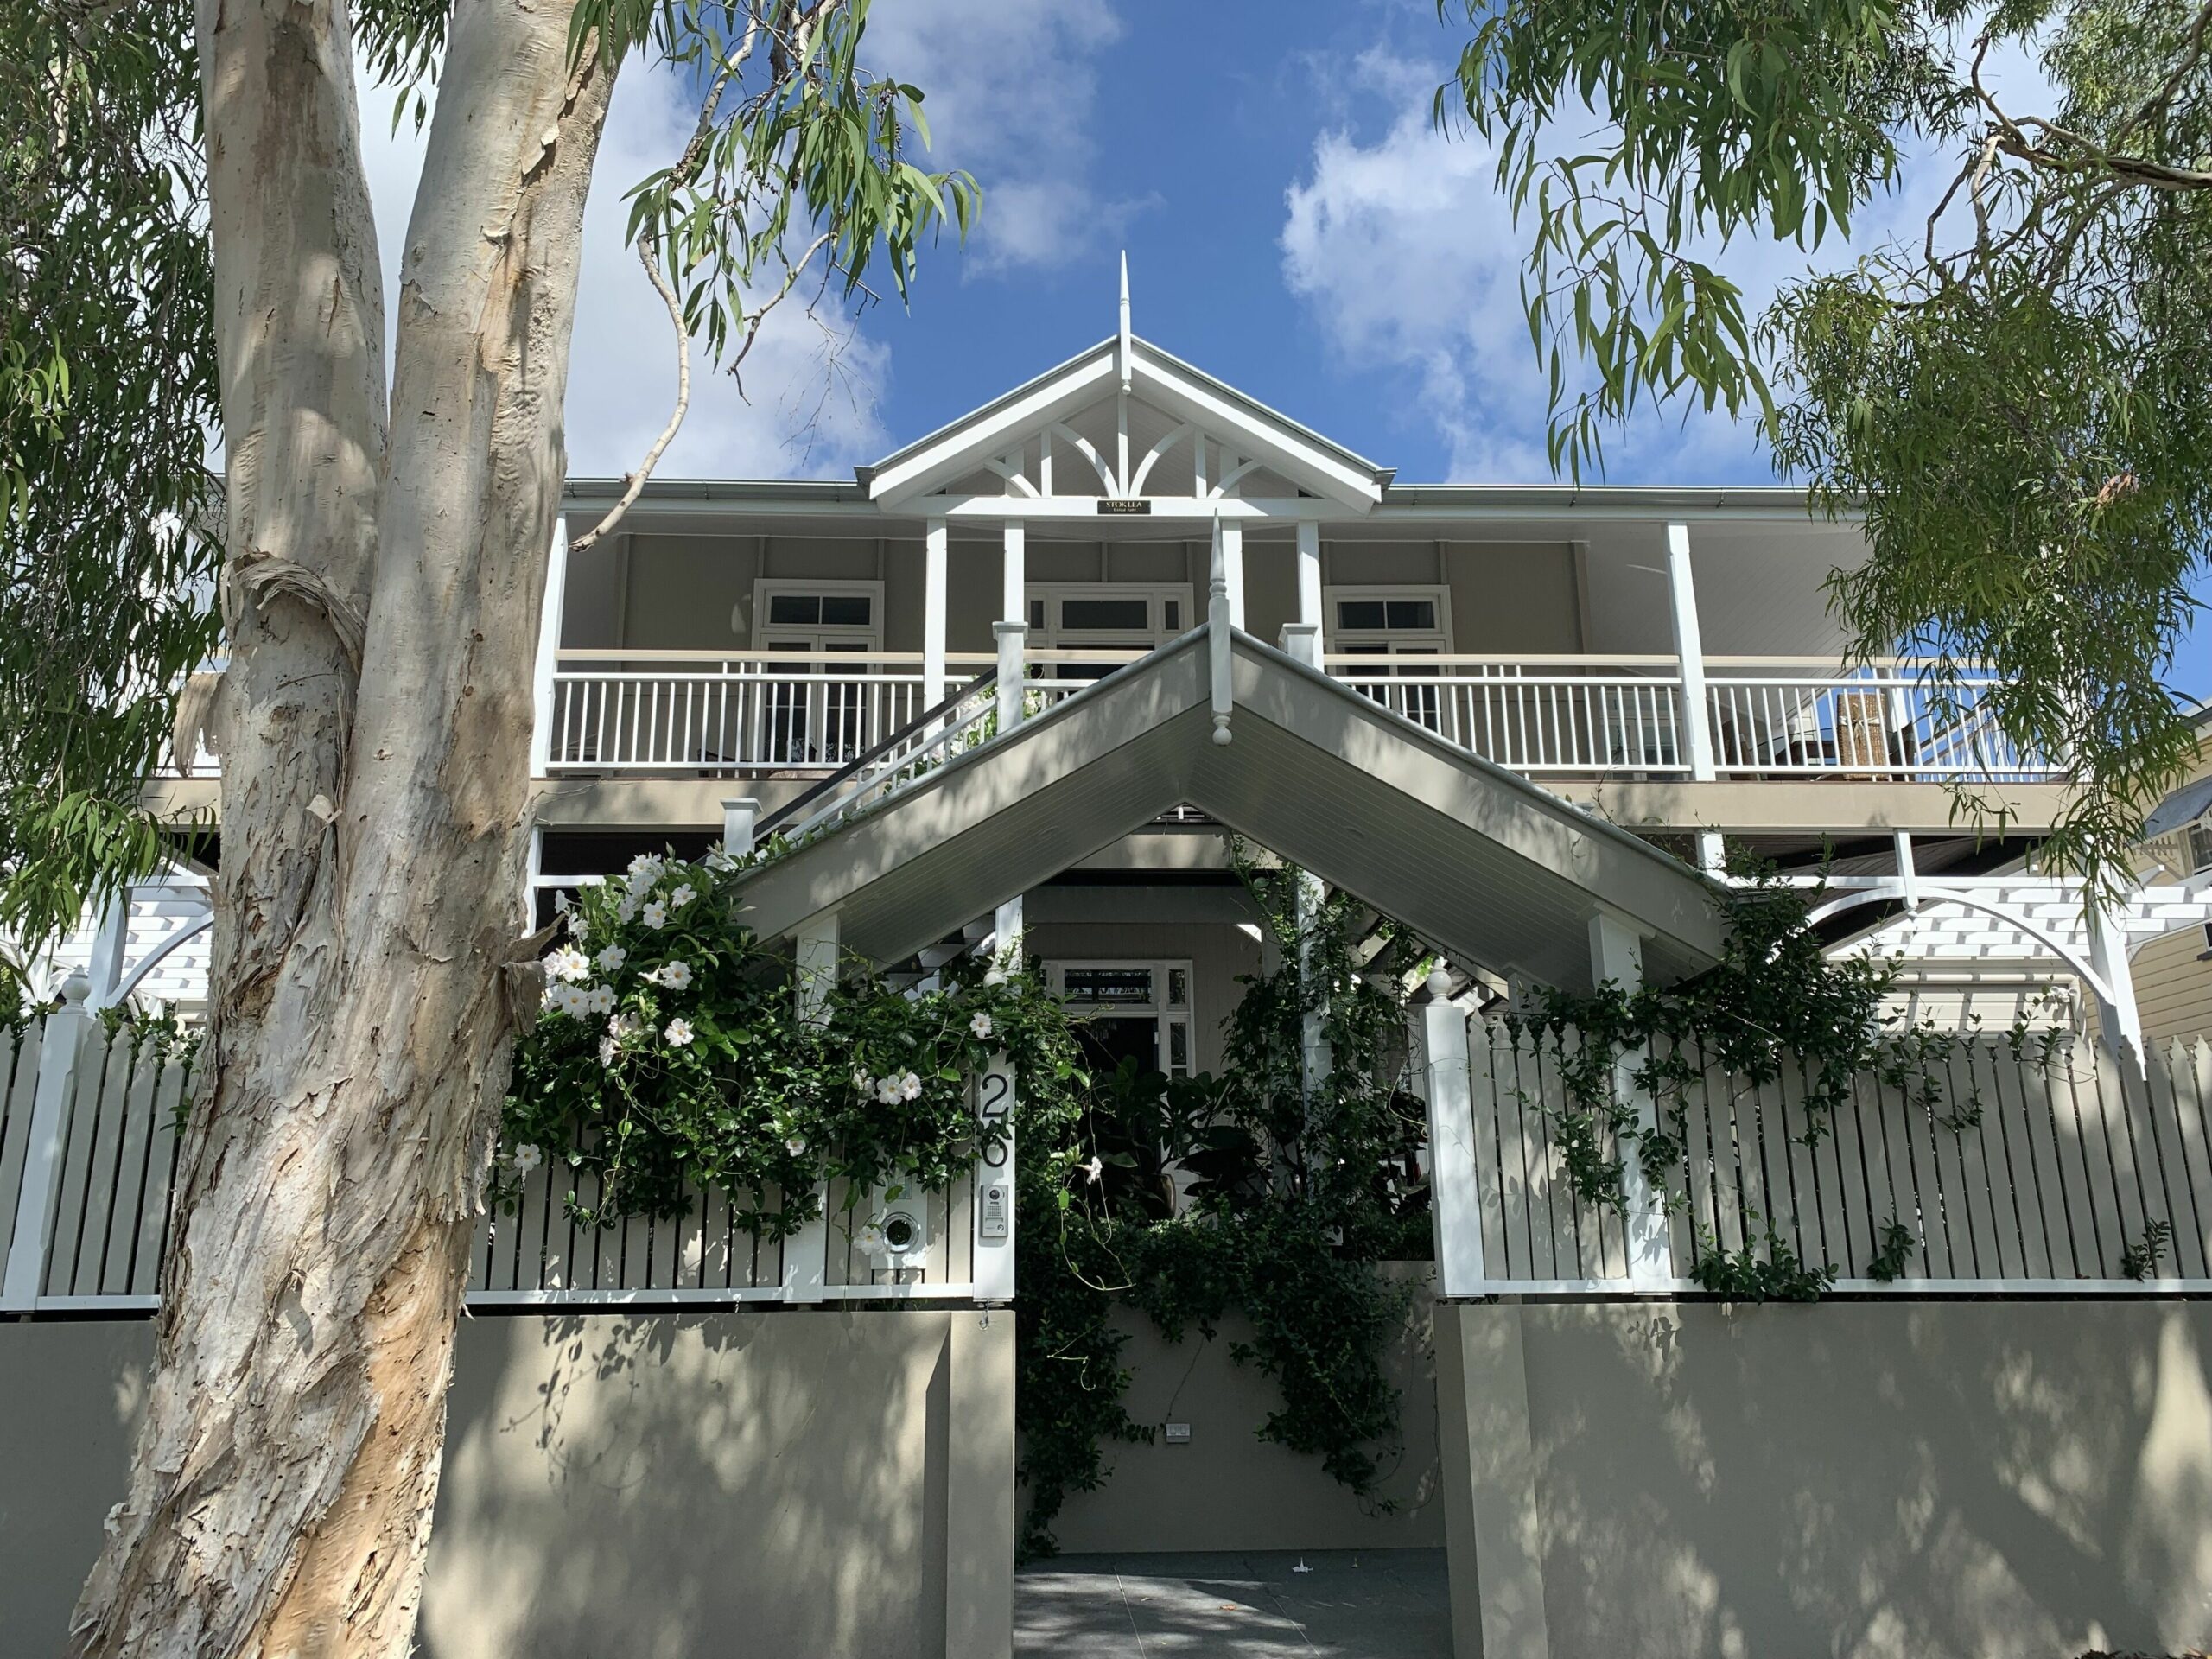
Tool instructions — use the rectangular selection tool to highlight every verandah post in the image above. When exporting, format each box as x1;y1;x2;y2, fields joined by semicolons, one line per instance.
1664;522;1724;875
528;516;570;777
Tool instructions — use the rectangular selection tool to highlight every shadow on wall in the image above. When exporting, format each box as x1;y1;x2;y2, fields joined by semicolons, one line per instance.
1046;1265;1445;1555
1520;1300;2212;1658
418;1307;963;1659
0;1320;152;1654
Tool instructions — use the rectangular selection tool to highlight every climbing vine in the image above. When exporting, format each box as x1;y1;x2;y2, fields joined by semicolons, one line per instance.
1014;845;1433;1556
1505;855;2032;1293
501;850;1087;1248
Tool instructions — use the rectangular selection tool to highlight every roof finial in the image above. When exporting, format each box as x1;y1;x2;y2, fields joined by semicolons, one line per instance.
1117;250;1132;390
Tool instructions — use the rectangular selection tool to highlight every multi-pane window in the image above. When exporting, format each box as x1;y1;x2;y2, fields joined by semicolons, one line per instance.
749;582;883;765
1050;960;1194;1079
1329;587;1452;728
1027;585;1192;682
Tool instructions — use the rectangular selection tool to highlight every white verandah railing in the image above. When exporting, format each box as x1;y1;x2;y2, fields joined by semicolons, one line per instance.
1325;655;1689;775
1703;658;2052;780
161;649;2064;785
532;650;2062;784
1425;1015;2212;1295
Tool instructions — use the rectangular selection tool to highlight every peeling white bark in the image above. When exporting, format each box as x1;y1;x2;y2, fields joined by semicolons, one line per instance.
71;0;614;1653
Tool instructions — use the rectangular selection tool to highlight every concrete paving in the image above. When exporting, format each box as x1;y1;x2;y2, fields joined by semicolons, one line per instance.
1014;1549;1452;1657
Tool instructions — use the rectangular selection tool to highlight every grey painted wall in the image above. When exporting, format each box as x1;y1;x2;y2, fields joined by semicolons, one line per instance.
1044;1266;1446;1554
0;1310;1014;1659
582;533;1590;659
1441;1299;2212;1659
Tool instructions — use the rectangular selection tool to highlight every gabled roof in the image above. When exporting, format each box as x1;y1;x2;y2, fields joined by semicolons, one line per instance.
856;334;1394;513
731;629;1725;988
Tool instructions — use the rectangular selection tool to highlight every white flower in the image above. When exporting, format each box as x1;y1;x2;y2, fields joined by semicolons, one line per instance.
856;1220;889;1258
969;1012;994;1039
597;1036;620;1066
704;849;737;873
785;1135;808;1157
545;944;590;983
651;959;693;990
594;944;627;974
664;1017;695;1047
874;1075;901;1104
615;896;639;924
641;901;668;931
584;984;616;1017
568;910;589;940
899;1071;922;1101
1081;1155;1104;1185
671;884;696;908
552;890;571;914
625;852;665;896
851;1068;870;1093
511;1142;545;1174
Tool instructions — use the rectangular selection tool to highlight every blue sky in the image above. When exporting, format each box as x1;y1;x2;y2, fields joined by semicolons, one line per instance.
359;0;2208;696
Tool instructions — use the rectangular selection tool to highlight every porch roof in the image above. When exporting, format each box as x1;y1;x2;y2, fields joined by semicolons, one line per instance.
729;630;1727;990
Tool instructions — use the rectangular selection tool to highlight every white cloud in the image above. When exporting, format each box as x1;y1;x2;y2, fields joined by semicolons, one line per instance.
862;0;1145;276
356;57;890;482
1279;49;1961;482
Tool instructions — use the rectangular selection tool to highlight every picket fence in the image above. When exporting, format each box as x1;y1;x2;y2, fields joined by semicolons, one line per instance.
0;996;985;1314
1449;1017;2212;1294
9;995;2211;1313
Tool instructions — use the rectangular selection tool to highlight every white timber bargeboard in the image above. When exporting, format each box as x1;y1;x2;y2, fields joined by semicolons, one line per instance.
863;335;1387;513
728;628;1725;989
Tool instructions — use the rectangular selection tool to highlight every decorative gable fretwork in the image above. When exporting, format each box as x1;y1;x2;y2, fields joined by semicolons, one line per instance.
861;268;1389;520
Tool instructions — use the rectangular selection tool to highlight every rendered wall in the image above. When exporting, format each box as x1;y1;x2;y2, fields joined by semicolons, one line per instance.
0;1308;1015;1659
1045;1266;1446;1554
1439;1299;2212;1659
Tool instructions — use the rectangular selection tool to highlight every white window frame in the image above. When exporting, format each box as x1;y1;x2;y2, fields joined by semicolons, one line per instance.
1047;958;1196;1080
1324;584;1454;654
748;579;886;652
1026;582;1196;651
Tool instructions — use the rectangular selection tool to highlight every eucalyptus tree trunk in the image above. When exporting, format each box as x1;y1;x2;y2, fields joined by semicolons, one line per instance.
70;0;613;1650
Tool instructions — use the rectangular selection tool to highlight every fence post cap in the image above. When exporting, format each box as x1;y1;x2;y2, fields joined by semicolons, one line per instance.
56;972;91;1007
1425;963;1454;998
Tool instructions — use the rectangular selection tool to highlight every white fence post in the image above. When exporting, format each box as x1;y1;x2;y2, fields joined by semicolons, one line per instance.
783;911;839;1304
1421;968;1487;1297
972;1050;1017;1304
1590;912;1672;1283
2;974;93;1310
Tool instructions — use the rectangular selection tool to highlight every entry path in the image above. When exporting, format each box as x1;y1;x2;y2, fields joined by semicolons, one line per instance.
1014;1549;1451;1657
